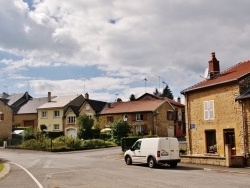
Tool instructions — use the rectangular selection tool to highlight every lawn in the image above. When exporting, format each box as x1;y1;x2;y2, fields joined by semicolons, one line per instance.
0;163;4;172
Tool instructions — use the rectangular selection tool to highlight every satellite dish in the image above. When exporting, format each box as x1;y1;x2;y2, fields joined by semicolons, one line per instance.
204;68;210;79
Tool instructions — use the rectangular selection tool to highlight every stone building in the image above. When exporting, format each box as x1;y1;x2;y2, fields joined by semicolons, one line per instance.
181;52;250;158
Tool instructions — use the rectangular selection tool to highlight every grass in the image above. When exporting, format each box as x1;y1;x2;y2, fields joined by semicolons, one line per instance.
0;163;4;173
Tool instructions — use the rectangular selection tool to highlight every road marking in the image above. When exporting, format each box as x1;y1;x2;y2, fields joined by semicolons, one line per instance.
27;159;41;168
10;162;43;188
43;160;52;168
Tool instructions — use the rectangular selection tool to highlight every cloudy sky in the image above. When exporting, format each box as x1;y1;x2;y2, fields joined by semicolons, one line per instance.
1;0;250;102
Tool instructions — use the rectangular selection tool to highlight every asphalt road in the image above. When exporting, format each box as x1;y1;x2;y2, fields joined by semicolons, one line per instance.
0;147;250;188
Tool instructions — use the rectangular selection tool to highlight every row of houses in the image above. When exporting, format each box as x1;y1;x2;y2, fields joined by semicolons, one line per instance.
0;91;186;140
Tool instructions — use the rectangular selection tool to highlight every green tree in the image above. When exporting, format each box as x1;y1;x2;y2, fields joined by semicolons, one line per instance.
78;115;94;139
112;119;131;143
129;94;136;101
161;85;174;99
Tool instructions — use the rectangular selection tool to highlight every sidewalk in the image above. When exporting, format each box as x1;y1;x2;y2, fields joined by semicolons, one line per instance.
180;163;250;175
0;162;10;180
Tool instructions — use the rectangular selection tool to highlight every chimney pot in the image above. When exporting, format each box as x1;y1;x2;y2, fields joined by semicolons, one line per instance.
48;92;51;102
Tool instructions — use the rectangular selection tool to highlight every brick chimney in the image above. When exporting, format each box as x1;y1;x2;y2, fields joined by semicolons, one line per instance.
85;93;89;99
177;96;181;103
48;92;51;102
208;52;220;78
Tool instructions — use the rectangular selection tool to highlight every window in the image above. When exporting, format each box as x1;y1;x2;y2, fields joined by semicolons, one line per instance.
132;141;141;150
0;112;4;121
167;111;174;120
42;111;47;118
54;110;60;117
204;100;215;120
54;124;60;130
136;125;144;134
68;116;76;123
205;130;217;153
86;104;90;110
136;114;143;121
107;116;113;123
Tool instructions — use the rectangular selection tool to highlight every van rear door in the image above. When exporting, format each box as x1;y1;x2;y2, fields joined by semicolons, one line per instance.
158;138;171;160
169;138;179;159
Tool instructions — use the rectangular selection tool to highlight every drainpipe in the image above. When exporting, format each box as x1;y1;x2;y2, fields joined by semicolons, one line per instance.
186;94;192;155
239;100;247;159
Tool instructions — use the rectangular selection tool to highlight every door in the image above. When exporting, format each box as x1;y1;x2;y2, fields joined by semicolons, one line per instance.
224;129;236;155
131;140;142;163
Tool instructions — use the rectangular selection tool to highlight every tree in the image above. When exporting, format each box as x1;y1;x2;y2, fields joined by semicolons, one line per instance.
112;119;131;143
161;85;174;99
129;94;136;101
153;88;161;96
78;115;94;139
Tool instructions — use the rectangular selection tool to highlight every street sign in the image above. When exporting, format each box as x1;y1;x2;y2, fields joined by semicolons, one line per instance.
190;124;195;129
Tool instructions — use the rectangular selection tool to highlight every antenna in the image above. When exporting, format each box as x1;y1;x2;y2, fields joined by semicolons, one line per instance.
204;68;210;79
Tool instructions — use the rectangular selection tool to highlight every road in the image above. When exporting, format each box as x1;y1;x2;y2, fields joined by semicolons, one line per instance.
0;147;249;188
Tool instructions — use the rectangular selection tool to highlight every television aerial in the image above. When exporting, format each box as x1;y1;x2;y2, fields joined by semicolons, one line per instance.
204;68;210;79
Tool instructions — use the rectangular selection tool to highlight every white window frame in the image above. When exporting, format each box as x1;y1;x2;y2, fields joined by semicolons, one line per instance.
136;125;143;133
41;111;47;118
67;116;76;123
54;124;60;130
204;100;215;120
54;110;60;118
136;114;143;121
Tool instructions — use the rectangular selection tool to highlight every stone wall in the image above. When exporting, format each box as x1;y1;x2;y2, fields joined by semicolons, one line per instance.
185;83;244;156
0;101;13;139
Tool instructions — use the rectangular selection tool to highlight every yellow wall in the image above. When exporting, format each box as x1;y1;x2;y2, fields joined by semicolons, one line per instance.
38;108;64;131
0;102;13;138
185;83;244;156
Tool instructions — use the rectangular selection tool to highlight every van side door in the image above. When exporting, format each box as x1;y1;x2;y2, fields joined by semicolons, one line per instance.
131;141;142;163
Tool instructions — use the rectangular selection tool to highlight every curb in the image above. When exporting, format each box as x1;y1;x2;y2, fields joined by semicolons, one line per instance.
204;167;250;175
0;163;10;179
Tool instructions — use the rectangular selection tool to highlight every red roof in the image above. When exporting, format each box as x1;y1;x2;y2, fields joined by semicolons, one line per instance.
181;60;250;94
99;100;168;115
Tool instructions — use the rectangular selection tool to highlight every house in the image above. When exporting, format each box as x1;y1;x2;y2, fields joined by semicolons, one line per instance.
137;93;186;139
64;93;107;137
0;98;13;139
13;97;49;130
99;93;183;137
0;92;32;138
181;52;250;158
37;92;84;134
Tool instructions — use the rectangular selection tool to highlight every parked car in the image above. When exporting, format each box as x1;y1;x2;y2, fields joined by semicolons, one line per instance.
124;137;181;168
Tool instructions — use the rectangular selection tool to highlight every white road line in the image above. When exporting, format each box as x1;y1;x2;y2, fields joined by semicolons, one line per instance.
10;162;43;188
43;160;52;168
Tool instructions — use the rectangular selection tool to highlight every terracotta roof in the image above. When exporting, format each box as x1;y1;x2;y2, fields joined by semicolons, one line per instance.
100;100;167;115
181;60;250;94
166;98;185;108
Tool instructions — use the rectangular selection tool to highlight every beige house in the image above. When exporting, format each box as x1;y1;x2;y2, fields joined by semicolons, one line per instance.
37;92;84;133
181;52;250;158
64;93;106;137
99;93;182;137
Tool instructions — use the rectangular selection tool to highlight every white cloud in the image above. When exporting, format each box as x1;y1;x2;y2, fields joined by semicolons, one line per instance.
1;0;250;101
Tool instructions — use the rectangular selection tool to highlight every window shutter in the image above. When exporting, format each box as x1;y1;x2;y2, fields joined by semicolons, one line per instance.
209;100;214;119
143;124;148;133
204;101;209;120
132;114;136;121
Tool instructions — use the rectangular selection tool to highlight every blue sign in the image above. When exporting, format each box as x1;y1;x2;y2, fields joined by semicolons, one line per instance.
190;124;195;129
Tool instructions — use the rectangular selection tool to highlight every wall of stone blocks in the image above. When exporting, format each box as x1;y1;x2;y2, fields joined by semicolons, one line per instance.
185;83;244;156
13;114;38;129
0;102;13;139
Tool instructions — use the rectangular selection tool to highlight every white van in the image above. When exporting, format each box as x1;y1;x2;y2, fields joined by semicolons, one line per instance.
124;137;181;168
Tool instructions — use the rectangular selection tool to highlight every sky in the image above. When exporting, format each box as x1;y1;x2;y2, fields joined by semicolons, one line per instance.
1;0;250;102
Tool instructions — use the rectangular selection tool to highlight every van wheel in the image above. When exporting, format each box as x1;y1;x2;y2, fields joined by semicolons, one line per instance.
125;155;132;165
170;162;177;168
148;157;156;168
